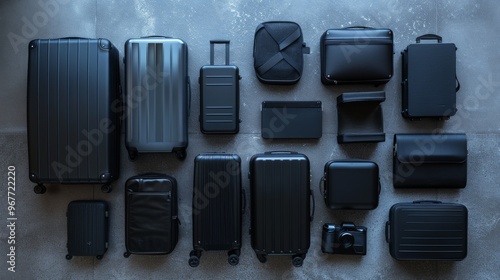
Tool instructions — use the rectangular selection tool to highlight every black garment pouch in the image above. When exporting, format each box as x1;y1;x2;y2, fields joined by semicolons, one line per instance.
125;173;178;256
321;27;393;85
393;134;467;188
254;21;310;84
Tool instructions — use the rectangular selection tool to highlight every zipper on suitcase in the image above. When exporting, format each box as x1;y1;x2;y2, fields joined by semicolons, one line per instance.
324;38;393;45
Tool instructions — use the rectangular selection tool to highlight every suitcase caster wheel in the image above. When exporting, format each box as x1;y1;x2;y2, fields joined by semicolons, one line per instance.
292;256;303;267
124;252;130;258
128;150;138;161
228;254;239;266
175;149;187;160
188;256;200;267
34;184;46;194
66;255;72;260
101;184;112;193
96;255;103;260
257;254;267;263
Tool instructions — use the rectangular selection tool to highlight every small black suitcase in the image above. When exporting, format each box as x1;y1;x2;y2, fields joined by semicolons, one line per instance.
249;151;314;267
386;201;468;261
402;34;460;119
124;36;190;160
321;27;393;85
27;38;121;194
124;173;179;257
66;200;109;260
189;153;243;267
199;40;241;134
261;101;322;139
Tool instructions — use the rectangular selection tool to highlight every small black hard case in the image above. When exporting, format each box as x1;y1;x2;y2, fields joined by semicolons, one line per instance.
66;200;109;260
249;151;314;267
124;36;190;160
321;160;380;210
321;27;393;85
386;201;468;261
199;40;241;134
189;153;244;267
124;173;179;257
261;101;322;139
402;34;459;119
27;38;121;194
393;133;467;188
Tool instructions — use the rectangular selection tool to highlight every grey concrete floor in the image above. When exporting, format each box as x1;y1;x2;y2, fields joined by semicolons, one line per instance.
1;0;499;279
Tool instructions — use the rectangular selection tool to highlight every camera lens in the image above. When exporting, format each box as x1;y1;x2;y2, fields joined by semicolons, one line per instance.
339;232;354;249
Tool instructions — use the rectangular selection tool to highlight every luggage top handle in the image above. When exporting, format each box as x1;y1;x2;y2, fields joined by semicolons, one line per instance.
343;26;375;30
416;34;442;43
210;40;230;66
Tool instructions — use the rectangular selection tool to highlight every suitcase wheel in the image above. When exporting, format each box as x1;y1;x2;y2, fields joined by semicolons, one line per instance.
124;252;131;258
34;184;46;194
128;149;138;161
96;255;103;260
65;254;72;260
228;254;239;266
189;250;201;267
101;184;112;193
256;254;267;263
175;149;187;160
292;254;305;267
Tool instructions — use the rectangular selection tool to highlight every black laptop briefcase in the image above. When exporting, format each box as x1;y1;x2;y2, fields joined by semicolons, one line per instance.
321;26;393;85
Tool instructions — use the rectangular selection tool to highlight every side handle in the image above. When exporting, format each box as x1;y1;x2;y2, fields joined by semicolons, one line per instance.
241;189;246;215
310;190;315;222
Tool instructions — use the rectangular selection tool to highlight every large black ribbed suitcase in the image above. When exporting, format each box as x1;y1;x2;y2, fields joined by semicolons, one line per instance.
124;36;190;161
189;153;243;267
66;200;109;260
249;151;314;267
401;34;459;119
385;201;468;261
199;40;241;134
27;38;121;194
124;173;179;258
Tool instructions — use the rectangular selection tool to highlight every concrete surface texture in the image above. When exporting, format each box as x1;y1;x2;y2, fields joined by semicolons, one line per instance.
0;0;499;279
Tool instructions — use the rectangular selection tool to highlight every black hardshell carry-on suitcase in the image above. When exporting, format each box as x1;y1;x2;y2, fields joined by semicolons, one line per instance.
124;173;179;257
27;38;121;194
253;21;310;85
249;151;314;267
189;153;243;267
261;101;322;139
66;200;109;260
385;201;468;261
401;34;459;120
199;40;241;134
124;36;190;160
321;27;393;85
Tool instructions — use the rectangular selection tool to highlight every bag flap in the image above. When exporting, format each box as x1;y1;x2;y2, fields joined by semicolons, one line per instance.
395;134;467;164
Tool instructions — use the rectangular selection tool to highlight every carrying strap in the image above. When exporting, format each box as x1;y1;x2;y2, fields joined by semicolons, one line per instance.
255;23;307;75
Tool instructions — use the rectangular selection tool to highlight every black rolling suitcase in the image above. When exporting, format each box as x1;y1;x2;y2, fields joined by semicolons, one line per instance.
124;36;190;160
385;201;468;261
249;151;314;267
199;40;241;134
189;153;243;267
66;200;109;260
27;38;121;194
401;34;459;119
124;173;179;257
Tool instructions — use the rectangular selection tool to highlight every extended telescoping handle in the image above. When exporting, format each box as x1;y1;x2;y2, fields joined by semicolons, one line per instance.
210;40;230;65
416;34;442;43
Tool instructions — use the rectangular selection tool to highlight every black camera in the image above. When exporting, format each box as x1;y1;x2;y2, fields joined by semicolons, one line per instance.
321;222;367;255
